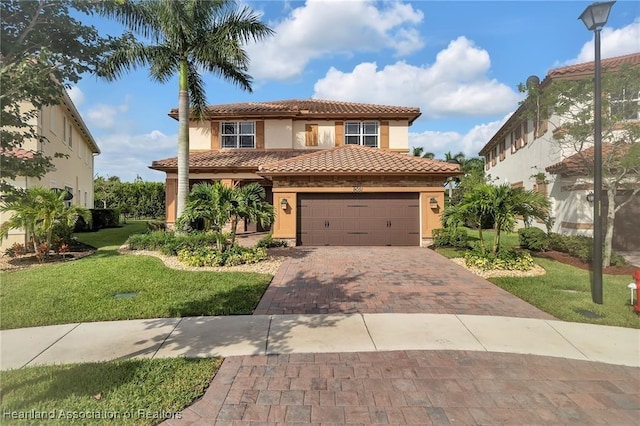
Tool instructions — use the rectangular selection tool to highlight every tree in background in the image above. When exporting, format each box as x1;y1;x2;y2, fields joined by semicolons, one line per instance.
521;62;640;266
98;0;273;221
0;0;111;197
94;176;165;220
410;146;435;159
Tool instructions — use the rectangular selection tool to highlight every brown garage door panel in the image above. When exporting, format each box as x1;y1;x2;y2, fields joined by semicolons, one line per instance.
297;193;420;246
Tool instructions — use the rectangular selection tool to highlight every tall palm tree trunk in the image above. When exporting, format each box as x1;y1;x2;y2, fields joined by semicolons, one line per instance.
176;60;190;223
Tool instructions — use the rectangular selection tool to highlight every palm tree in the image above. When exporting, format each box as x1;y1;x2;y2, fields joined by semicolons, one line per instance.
442;184;493;254
443;151;466;164
411;146;424;157
488;184;550;255
0;187;90;256
98;0;273;219
228;183;274;246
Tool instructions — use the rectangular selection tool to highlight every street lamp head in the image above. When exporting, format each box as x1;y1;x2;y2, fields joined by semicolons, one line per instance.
579;1;615;31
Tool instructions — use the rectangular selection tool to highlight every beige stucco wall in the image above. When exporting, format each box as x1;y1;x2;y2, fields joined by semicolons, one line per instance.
292;121;335;149
389;120;409;151
1;101;97;251
265;119;293;149
189;121;211;150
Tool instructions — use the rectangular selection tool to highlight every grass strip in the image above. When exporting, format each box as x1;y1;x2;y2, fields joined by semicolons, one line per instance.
1;357;221;425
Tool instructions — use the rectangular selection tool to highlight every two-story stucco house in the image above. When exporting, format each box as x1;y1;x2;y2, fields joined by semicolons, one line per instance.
479;53;639;251
150;99;461;246
0;91;100;251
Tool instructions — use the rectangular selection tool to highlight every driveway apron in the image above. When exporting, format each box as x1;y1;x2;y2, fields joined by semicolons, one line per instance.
255;247;553;320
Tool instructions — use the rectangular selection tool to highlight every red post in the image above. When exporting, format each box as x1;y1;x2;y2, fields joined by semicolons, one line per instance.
634;270;640;313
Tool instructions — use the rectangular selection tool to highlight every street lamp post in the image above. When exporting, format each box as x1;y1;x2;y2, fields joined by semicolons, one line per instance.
578;1;615;305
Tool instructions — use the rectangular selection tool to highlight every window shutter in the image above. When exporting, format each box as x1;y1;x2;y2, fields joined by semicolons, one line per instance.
380;121;389;149
523;121;529;145
305;124;318;146
335;121;344;147
211;122;220;149
255;121;265;149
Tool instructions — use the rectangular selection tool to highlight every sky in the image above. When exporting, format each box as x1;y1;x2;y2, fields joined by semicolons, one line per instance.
67;0;640;182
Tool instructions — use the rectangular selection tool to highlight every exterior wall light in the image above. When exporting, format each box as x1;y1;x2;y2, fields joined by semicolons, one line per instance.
586;192;595;203
429;197;439;209
280;198;289;211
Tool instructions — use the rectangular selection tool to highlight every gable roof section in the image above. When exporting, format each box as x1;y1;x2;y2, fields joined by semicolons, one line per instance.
150;149;316;172
258;145;462;176
478;52;640;156
169;99;422;124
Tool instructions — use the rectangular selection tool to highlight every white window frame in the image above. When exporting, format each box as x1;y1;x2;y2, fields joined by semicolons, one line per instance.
68;121;73;148
50;108;57;135
611;88;640;121
344;121;379;147
221;121;255;149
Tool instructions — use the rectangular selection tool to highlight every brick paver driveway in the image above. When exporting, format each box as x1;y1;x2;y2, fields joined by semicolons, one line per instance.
255;247;553;319
166;247;640;425
171;351;639;425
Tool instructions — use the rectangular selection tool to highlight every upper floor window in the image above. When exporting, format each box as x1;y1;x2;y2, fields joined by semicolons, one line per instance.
68;121;73;148
221;121;255;149
611;88;639;121
345;122;378;147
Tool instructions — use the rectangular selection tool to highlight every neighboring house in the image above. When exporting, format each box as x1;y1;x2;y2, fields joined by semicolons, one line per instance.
479;53;639;251
0;90;100;251
150;99;461;246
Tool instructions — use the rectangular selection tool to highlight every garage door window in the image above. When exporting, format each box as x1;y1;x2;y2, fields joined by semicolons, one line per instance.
345;122;378;147
221;121;255;148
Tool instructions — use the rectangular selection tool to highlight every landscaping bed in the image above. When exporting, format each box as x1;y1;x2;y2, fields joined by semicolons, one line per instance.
536;250;638;275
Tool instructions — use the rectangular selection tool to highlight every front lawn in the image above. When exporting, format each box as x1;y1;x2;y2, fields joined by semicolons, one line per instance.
490;257;638;329
0;357;220;425
0;222;272;330
435;228;639;328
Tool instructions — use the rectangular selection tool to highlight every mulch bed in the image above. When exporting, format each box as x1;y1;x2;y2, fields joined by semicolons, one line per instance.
535;250;639;276
0;241;96;272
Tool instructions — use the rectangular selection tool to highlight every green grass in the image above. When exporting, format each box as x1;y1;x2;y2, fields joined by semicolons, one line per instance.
75;221;149;250
1;221;272;330
435;227;639;328
490;257;639;329
0;357;221;425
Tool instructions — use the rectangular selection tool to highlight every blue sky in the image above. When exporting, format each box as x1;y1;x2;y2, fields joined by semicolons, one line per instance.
67;0;640;182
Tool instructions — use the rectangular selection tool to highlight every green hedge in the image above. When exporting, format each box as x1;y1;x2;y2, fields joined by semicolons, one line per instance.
518;227;549;252
432;227;469;248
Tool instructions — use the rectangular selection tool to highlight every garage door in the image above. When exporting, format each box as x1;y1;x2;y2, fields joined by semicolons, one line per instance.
297;193;420;246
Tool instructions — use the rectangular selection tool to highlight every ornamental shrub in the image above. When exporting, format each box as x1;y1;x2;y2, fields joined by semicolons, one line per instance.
518;227;549;252
464;249;534;271
432;227;469;248
256;233;288;248
177;245;267;267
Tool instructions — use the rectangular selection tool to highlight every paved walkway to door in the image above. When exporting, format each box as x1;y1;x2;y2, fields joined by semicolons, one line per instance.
254;247;554;320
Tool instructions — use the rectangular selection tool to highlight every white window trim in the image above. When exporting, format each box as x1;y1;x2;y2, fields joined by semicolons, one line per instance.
611;88;640;121
344;121;379;147
220;121;256;149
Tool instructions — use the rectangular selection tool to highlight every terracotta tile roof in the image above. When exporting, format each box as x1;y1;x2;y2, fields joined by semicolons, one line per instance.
170;99;422;123
545;143;632;175
548;52;640;80
150;149;317;172
479;53;639;156
1;148;37;160
258;145;462;176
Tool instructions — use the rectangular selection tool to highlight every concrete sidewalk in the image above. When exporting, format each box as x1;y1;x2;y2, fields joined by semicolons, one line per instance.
1;314;639;370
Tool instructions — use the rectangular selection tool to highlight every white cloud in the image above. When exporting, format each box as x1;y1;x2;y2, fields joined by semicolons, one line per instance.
86;98;131;130
94;130;175;182
247;0;424;81
569;19;640;64
67;86;84;106
313;37;522;118
409;115;510;159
